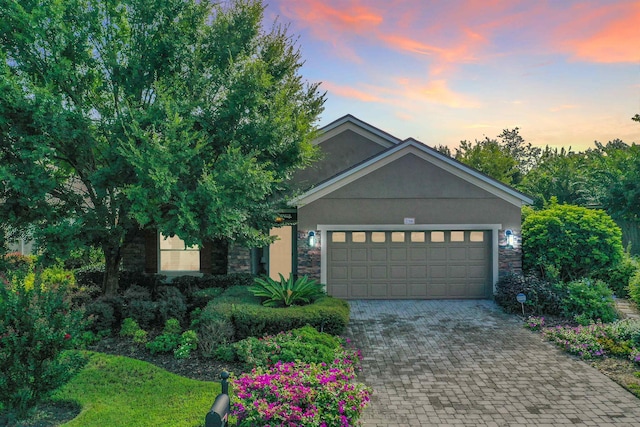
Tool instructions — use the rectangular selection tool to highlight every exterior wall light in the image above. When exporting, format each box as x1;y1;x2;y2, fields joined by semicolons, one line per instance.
505;229;514;248
308;231;316;247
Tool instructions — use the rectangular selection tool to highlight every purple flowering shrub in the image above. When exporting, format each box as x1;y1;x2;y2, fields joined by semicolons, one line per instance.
524;316;545;331
542;319;640;361
232;352;371;426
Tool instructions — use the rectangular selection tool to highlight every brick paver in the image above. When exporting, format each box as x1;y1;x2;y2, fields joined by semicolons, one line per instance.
346;300;640;426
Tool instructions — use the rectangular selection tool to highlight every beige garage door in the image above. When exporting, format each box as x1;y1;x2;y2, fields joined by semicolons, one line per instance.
327;230;491;299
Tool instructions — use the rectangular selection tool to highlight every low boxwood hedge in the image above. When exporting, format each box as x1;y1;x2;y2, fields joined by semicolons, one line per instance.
200;286;350;343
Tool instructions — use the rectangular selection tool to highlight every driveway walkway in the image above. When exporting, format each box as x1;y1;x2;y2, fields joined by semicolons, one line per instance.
346;300;640;426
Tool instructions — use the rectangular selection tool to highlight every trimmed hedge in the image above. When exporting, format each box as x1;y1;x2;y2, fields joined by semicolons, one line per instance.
199;286;350;344
232;296;350;339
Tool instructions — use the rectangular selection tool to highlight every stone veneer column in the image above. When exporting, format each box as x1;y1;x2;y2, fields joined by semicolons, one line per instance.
296;230;321;281
498;228;523;277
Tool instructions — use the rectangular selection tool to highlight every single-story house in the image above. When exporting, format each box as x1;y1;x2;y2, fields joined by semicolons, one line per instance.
125;115;532;299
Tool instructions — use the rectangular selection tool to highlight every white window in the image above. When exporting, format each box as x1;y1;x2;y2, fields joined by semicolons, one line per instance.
159;233;200;272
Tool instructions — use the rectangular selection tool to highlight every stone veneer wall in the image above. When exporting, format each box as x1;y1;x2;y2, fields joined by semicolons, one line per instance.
227;244;252;274
498;228;523;277
296;230;321;281
121;229;146;272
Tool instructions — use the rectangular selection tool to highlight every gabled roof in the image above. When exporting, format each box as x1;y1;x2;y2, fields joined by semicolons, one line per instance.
293;117;534;208
311;114;402;149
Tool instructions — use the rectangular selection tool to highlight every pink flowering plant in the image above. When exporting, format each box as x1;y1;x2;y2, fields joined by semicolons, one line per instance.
542;324;605;358
524;316;545;331
231;348;371;426
542;319;640;361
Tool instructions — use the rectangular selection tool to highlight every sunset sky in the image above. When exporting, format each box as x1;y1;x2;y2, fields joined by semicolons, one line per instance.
263;0;640;151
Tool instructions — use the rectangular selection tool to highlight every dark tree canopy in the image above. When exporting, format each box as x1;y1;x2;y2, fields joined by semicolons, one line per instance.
0;0;325;294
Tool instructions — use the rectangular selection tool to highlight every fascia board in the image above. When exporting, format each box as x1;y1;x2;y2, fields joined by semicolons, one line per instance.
313;116;401;148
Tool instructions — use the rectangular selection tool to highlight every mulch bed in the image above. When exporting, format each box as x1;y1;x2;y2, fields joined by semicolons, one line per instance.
88;336;245;382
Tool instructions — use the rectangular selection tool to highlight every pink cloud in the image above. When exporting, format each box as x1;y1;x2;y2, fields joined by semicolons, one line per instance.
563;3;640;63
322;81;385;103
324;77;481;110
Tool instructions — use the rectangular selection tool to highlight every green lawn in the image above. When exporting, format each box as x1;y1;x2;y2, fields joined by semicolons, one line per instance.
52;352;220;427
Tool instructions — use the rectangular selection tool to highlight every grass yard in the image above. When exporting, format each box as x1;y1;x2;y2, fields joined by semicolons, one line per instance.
50;352;220;427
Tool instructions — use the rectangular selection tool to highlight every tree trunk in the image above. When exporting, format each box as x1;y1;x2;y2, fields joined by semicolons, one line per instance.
209;238;229;275
102;244;122;295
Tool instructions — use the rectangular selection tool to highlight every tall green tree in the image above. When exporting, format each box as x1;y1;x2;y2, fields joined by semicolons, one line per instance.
587;140;640;222
518;147;592;208
453;128;540;186
0;0;325;294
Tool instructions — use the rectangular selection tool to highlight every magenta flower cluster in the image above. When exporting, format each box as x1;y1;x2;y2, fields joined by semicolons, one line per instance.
543;323;607;359
232;356;371;426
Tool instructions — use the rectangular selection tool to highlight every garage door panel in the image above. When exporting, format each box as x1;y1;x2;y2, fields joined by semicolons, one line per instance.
448;283;467;297
371;248;387;261
327;230;490;299
390;248;407;261
390;283;407;297
332;248;348;261
349;283;369;298
370;266;387;279
469;247;487;260
427;283;447;297
449;247;467;260
409;265;427;279
468;265;487;279
351;266;367;280
467;283;486;297
329;284;349;298
429;265;447;279
409;283;428;297
409;247;427;261
370;283;388;297
350;248;368;261
330;266;348;280
429;247;447;260
390;266;407;279
449;265;467;278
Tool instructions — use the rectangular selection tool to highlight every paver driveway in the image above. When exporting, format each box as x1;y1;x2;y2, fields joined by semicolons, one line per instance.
346;300;640;426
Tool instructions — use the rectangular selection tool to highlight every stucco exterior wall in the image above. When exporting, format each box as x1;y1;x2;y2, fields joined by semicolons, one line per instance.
292;129;390;190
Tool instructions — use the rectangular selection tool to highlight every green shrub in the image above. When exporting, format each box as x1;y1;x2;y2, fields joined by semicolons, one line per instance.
195;311;236;358
84;295;124;333
0;278;88;421
146;333;180;355
2;252;36;284
155;286;187;325
558;278;618;325
231;296;350;340
74;267;105;290
190;287;224;309
84;299;116;333
122;285;157;329
596;249;639;298
249;274;326;307
145;318;182;355
522;203;624;282
40;265;76;288
120;318;142;337
233;325;343;369
494;272;562;315
629;270;640;307
118;271;165;293
174;330;198;359
133;329;148;344
163;318;182;336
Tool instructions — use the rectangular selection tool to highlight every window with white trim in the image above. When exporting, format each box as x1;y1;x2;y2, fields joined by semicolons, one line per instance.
159;233;200;272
